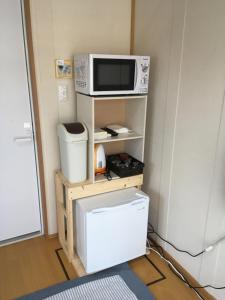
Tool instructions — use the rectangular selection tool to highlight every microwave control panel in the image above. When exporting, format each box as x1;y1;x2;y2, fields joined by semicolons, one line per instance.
137;56;150;93
74;54;89;92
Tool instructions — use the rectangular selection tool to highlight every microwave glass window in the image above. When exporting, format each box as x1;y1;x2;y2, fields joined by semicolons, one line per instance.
93;59;135;91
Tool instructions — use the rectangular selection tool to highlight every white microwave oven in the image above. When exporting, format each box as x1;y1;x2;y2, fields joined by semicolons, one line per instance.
74;54;150;96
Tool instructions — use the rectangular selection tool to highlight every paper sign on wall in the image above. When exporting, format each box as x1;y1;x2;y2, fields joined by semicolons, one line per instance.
55;59;73;79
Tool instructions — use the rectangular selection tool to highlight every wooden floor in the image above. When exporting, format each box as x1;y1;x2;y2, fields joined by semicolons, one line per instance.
0;237;213;300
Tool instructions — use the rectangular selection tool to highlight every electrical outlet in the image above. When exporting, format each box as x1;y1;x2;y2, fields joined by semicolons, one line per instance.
58;84;68;102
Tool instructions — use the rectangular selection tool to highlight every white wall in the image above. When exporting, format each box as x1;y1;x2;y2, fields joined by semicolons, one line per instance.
30;0;131;234
134;0;225;299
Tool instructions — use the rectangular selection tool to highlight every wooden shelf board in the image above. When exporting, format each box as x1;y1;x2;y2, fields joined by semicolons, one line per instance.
56;171;91;188
95;171;120;183
94;132;143;144
68;175;143;200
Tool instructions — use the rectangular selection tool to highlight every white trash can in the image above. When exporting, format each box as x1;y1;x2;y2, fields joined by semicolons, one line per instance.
58;122;88;183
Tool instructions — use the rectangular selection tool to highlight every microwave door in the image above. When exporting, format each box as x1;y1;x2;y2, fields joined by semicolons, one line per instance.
93;58;135;94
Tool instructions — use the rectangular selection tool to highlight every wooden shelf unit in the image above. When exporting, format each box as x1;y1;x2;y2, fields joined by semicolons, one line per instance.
55;171;143;276
56;93;148;276
76;93;147;183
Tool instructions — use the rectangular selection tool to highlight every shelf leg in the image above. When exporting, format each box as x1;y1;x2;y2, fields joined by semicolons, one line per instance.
55;173;65;247
66;189;74;263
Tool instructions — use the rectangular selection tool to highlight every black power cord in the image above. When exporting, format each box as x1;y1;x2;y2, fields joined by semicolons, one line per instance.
148;238;206;300
104;169;112;181
148;223;204;257
148;224;225;290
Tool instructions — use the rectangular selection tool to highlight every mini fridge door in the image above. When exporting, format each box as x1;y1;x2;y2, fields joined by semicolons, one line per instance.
76;188;149;273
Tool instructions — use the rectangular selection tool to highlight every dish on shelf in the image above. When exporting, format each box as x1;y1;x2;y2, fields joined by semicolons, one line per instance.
94;128;109;140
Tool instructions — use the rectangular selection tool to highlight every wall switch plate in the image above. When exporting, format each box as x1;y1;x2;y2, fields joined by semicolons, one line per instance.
58;84;68;102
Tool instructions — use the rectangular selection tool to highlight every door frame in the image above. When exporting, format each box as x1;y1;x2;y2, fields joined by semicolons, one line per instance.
22;0;48;236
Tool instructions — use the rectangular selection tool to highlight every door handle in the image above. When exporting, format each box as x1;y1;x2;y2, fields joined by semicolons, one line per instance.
91;198;145;214
14;136;33;143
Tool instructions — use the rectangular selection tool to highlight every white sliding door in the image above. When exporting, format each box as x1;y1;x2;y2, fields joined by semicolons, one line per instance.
0;0;42;242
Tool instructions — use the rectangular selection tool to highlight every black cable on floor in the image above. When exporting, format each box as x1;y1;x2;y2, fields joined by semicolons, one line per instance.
148;241;206;300
148;223;225;290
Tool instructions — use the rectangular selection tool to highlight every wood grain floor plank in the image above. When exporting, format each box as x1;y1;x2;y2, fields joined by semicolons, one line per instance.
0;236;214;300
129;256;164;285
0;237;67;299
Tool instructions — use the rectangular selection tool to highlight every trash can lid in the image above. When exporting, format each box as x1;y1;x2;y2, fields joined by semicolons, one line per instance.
57;122;88;142
63;122;85;134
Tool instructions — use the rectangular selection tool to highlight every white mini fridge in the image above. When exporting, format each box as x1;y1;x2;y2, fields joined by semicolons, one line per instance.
75;187;149;273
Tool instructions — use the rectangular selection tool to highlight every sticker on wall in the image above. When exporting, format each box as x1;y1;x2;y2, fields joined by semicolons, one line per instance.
55;59;73;79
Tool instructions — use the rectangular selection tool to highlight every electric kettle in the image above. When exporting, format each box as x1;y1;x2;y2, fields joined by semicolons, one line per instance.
94;144;106;175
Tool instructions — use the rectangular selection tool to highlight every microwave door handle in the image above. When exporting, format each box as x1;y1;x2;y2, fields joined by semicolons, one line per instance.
134;60;138;89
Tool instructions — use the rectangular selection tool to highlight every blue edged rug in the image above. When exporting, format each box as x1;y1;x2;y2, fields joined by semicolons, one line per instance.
17;263;155;300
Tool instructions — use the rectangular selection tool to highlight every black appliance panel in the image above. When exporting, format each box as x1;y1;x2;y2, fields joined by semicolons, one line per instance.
93;58;135;91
